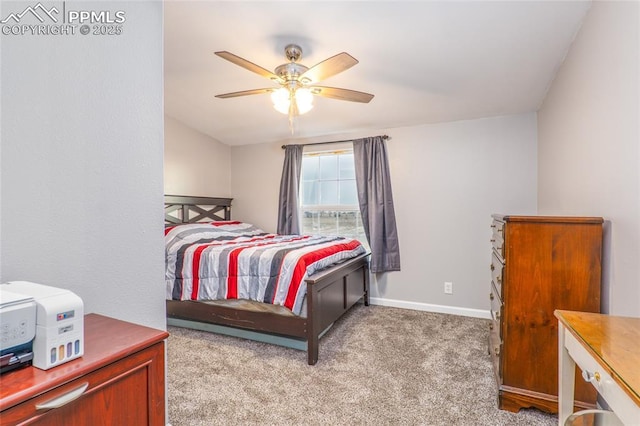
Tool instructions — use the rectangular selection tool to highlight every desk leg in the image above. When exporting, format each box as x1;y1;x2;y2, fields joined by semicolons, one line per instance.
558;323;576;426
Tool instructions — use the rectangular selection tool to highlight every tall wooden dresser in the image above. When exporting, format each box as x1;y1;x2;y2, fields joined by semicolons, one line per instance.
489;215;603;414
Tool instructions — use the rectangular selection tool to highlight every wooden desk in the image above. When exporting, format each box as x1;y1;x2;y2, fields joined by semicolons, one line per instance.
555;310;640;426
0;313;169;425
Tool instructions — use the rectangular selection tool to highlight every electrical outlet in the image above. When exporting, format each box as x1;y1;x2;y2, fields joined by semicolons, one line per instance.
444;281;453;294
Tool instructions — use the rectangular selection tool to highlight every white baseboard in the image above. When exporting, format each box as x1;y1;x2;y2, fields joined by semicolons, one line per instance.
369;297;491;320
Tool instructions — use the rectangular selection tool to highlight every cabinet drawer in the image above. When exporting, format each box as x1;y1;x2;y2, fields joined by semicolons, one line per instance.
490;219;505;257
490;281;503;326
489;321;502;382
1;342;165;425
490;252;504;298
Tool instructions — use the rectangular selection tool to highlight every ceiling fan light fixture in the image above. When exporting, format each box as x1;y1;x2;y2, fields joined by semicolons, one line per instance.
295;88;314;114
271;87;314;116
271;88;290;114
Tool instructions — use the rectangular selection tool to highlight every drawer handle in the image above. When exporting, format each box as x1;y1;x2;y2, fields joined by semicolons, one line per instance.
489;323;494;330
35;382;89;410
582;370;601;384
490;264;495;271
489;292;494;301
494;347;499;355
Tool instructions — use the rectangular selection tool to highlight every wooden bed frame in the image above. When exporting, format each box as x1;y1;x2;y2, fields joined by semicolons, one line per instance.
164;195;370;365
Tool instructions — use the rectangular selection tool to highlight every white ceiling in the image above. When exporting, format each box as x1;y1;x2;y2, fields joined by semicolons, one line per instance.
164;1;591;146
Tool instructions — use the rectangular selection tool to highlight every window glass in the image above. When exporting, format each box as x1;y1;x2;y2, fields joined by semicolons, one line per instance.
339;153;355;179
299;149;368;250
320;181;338;205
301;156;318;181
319;155;338;180
339;181;358;205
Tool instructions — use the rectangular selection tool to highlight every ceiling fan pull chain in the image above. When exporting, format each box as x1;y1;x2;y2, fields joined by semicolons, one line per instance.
288;115;295;135
288;88;300;134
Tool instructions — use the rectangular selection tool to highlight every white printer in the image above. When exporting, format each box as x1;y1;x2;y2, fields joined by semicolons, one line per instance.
0;289;36;373
0;281;84;370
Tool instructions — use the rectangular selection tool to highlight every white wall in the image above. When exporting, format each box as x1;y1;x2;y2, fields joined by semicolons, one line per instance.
537;1;639;316
0;1;165;330
164;115;231;198
231;114;538;316
230;142;284;232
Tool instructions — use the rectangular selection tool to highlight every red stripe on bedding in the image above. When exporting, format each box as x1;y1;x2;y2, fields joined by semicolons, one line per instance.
191;234;277;300
165;226;176;235
283;239;363;310
226;235;311;300
226;236;284;299
227;247;242;299
190;244;208;299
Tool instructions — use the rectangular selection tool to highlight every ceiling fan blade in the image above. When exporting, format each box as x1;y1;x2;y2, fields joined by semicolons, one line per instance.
300;52;359;83
310;86;374;103
215;51;281;82
215;88;274;99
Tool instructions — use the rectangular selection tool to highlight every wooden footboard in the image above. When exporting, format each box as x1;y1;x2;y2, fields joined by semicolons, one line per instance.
305;254;370;364
166;253;370;365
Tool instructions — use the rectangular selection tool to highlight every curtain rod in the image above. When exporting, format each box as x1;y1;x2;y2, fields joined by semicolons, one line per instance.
281;135;389;149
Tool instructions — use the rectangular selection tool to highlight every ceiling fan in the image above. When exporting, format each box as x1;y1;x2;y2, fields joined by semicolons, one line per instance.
214;44;374;132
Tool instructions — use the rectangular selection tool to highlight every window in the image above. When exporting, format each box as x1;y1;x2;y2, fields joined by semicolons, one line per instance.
299;150;368;249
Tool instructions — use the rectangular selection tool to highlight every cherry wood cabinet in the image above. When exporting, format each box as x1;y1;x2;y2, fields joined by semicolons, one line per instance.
0;313;169;425
489;215;602;414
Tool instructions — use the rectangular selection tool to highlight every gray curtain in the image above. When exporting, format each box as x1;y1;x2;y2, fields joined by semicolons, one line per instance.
277;144;303;235
353;136;401;272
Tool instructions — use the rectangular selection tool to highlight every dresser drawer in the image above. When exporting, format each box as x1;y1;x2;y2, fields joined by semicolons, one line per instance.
490;281;503;326
488;320;502;382
490;219;505;258
490;252;504;299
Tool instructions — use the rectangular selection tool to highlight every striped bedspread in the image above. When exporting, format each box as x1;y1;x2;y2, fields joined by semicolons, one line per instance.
165;221;367;315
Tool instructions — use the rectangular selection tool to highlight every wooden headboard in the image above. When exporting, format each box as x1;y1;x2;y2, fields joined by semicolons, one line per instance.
164;195;233;225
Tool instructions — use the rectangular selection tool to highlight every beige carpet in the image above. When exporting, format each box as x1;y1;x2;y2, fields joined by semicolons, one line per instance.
167;304;557;425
